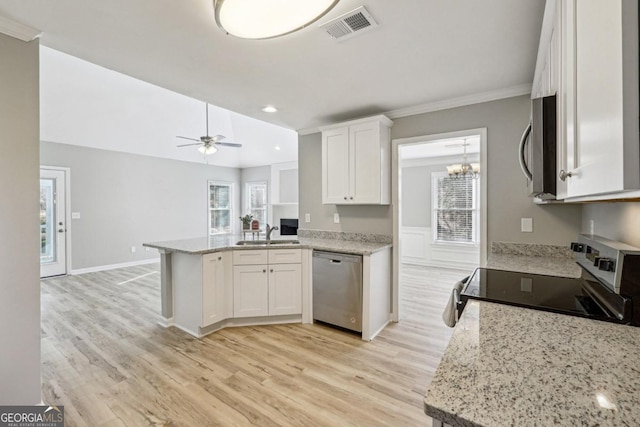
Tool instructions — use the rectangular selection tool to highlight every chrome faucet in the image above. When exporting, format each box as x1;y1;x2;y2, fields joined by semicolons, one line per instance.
266;224;279;240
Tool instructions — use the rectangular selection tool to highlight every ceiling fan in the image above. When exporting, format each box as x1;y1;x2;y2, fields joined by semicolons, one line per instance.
176;103;242;154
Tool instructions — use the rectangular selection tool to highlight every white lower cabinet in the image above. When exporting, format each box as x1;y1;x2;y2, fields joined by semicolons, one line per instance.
233;249;302;318
269;263;302;316
202;252;229;326
233;265;269;318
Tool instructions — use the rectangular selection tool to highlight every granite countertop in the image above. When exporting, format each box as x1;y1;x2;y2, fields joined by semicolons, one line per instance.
424;300;640;426
485;253;581;278
143;235;391;256
485;241;581;278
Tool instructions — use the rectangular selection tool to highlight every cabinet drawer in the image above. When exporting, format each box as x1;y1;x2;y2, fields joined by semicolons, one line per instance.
233;250;269;265
268;249;302;264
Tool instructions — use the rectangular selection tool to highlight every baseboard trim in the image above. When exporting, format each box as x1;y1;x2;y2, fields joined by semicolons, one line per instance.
158;317;174;328
71;258;159;275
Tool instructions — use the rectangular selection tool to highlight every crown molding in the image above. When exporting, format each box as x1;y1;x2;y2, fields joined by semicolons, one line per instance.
384;83;532;120
0;15;41;42
297;83;532;135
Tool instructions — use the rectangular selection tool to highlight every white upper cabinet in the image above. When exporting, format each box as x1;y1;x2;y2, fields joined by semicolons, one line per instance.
320;115;392;205
550;0;640;200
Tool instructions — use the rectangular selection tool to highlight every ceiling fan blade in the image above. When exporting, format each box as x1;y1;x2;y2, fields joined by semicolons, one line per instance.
211;134;226;142
215;142;243;148
176;143;203;147
176;136;201;142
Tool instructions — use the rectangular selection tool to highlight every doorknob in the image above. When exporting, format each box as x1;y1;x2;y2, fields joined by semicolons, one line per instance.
58;229;64;233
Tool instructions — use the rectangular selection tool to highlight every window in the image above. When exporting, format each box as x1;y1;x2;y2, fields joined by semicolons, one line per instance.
209;181;233;235
245;181;268;227
432;172;478;244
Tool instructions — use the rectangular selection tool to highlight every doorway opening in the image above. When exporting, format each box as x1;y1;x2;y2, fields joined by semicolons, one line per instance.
391;129;487;324
40;167;70;278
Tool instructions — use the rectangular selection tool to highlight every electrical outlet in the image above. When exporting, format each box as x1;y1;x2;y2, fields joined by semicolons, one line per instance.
521;218;533;233
145;247;150;252
71;212;81;219
333;213;340;224
305;213;311;223
130;246;136;253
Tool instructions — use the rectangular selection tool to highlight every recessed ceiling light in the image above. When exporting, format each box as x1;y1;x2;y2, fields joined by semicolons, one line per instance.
262;105;278;113
274;146;281;151
214;0;340;40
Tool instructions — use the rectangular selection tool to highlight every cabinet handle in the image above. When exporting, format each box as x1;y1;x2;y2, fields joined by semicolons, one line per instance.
270;269;274;273
344;196;347;200
263;269;266;273
350;196;353;200
218;256;222;261
559;169;573;182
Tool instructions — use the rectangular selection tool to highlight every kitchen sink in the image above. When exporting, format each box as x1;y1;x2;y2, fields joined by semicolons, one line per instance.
235;239;300;246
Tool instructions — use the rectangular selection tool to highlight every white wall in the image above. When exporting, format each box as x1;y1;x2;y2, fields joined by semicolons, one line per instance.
0;34;41;404
41;141;241;271
582;203;640;247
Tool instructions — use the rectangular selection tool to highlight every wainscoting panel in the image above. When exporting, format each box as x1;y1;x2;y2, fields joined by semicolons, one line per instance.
400;227;479;270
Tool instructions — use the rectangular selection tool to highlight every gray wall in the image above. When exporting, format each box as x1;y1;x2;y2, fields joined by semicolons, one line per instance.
299;95;582;245
401;155;479;228
41;141;240;270
0;34;41;404
582;203;640;247
299;131;393;234
402;165;438;227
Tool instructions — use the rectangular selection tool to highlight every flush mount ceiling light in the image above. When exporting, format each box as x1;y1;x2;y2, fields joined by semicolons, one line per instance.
214;0;341;39
262;105;278;113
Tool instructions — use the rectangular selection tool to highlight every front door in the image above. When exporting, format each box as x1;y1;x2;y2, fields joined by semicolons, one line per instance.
40;168;67;277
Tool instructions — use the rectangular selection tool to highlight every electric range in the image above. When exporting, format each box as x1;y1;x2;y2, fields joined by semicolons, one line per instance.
457;235;640;325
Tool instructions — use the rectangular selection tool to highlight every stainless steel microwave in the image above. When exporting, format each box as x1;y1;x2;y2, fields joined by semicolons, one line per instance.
518;95;557;200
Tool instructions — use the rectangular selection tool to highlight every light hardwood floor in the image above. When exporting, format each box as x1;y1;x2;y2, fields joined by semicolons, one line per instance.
40;263;468;426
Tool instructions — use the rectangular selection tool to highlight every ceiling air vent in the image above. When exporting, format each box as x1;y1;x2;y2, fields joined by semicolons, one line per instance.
319;6;378;41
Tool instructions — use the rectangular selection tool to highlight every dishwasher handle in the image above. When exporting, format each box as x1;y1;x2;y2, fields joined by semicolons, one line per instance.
313;250;362;264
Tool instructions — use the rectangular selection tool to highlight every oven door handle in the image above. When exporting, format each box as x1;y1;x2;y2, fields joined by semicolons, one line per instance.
453;288;461;322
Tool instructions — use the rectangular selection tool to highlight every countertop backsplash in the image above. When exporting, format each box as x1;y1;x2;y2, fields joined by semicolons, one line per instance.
491;241;573;258
297;229;392;244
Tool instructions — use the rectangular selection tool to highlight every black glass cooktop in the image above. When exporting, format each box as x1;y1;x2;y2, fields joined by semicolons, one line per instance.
460;268;626;323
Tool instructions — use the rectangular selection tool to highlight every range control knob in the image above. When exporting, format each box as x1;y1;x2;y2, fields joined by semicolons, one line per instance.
593;256;603;267
570;242;584;252
598;258;615;272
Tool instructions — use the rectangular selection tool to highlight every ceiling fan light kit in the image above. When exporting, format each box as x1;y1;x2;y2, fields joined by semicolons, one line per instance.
176;103;243;155
213;0;341;39
198;144;218;155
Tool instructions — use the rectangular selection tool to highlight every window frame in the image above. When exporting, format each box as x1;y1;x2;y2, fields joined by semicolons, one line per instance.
430;171;479;246
244;180;268;228
208;181;234;236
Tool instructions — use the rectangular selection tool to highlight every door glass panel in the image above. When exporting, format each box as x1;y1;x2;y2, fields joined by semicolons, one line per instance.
40;178;56;264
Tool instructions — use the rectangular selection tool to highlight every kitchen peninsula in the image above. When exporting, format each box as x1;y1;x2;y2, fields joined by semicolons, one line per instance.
143;231;392;341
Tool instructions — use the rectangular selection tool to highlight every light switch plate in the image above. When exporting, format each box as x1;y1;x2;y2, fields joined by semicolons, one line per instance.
521;218;533;233
71;212;81;219
333;213;340;223
305;213;311;223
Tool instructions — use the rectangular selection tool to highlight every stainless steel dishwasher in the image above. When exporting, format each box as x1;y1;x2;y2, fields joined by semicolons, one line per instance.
312;250;363;333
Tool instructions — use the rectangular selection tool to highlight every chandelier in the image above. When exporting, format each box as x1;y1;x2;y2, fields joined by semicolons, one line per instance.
446;139;480;179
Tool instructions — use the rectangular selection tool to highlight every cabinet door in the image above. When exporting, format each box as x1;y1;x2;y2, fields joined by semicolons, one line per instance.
268;264;302;316
322;127;350;204
566;0;638;197
350;122;381;204
233;265;269;318
202;252;228;327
